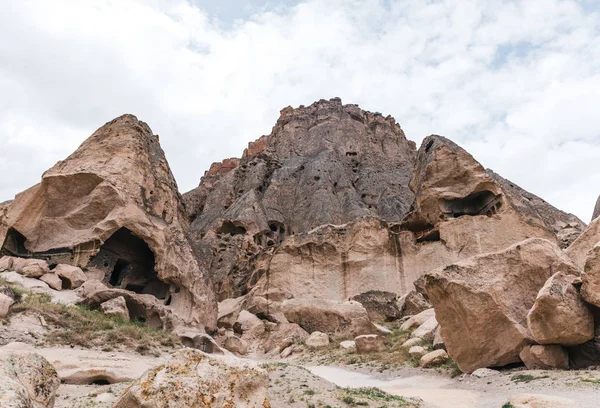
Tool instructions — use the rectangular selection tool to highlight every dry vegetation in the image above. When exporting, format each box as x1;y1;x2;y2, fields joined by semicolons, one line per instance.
1;280;180;355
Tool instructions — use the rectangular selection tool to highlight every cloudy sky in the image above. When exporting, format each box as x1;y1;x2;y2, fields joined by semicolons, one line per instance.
1;0;599;221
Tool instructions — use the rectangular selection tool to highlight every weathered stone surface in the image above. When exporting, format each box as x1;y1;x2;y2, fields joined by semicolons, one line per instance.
408;346;426;358
355;334;385;354
398;290;431;317
420;349;449;368
100;296;130;321
432;326;445;350
410;316;439;342
282;298;380;337
566;216;600;268
519;345;569;370
0;350;60;408
581;243;600;308
217;296;246;329
0;257;51;278
425;238;578;373
400;308;435;331
184;98;417;300
0;286;15;318
306;331;330;348
234;310;265;342
508;394;576;408
39;273;62;291
260;323;308;354
53;264;87;289
351;290;400;322
0;115;217;331
527;272;593;346
222;336;249;355
114;349;270;408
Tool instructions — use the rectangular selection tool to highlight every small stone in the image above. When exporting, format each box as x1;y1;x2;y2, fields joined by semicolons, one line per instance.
401;338;423;348
305;331;329;348
408;346;426;358
355;334;385;354
340;340;356;350
471;368;500;378
420;349;449;368
39;273;63;291
100;296;130;321
400;308;435;331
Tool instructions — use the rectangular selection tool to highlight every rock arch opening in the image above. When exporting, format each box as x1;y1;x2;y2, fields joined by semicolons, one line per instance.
440;191;502;218
89;228;169;300
217;221;247;236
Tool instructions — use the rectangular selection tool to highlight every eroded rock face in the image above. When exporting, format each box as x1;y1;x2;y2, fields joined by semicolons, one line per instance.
183;98;417;300
114;348;270;408
425;238;578;373
527;272;593;346
581;244;600;307
519;345;569;370
351;290;400;322
0;115;217;331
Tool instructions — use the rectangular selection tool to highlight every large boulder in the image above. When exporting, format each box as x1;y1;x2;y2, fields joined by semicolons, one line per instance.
0;115;217;331
519;345;569;370
351;290;400;322
113;349;270;408
100;296;130;321
282;298;380;337
0;286;15;318
581;244;600;307
0;257;50;278
397;290;431;317
425;238;579;373
53;264;87;289
527;272;593;346
260;322;309;353
0;350;60;408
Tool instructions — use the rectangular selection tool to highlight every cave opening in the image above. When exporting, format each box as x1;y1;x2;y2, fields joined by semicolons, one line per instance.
89;228;169;300
218;221;247;236
440;190;502;218
0;228;28;257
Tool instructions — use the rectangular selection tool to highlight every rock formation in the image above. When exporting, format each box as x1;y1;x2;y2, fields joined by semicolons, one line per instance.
424;238;580;373
0;115;216;331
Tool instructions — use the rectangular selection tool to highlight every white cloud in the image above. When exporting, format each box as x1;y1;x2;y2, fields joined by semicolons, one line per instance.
0;0;599;221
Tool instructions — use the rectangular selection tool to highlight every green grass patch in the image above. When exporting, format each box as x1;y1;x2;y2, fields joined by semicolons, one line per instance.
510;374;549;383
339;387;421;407
580;377;600;384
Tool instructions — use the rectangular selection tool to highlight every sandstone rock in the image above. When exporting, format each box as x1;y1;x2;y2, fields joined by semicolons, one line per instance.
39;273;62;291
400;308;435;331
408;346;426;358
217;295;245;329
100;296;130;320
340;340;356;350
234;310;265;341
420;349;449;368
0;115;217;331
0;271;82;306
282;298;380;337
433;326;445;350
53;264;87;289
184;99;417;300
581;243;600;308
471;368;500;378
507;394;576;408
519;345;569;370
222;336;248;355
6;257;51;278
398;290;431;317
175;330;224;355
425;238;578;373
0;350;60;408
410;316;439;342
527;272;593;346
355;334;385;354
306;331;330;348
566;216;600;268
113;348;270;408
260;322;308;353
351;290;400;322
401;338;424;349
0;256;12;271
0;286;15;318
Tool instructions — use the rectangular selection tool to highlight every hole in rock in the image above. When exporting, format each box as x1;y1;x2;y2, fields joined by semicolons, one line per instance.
1;228;28;257
346;151;358;156
217;221;247;236
425;140;434;153
59;276;72;290
314;176;320;181
440;190;502;218
89;228;169;299
91;378;111;385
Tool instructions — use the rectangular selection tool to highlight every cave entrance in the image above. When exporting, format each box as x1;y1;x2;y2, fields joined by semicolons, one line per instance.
440;190;502;218
217;221;247;236
89;228;169;300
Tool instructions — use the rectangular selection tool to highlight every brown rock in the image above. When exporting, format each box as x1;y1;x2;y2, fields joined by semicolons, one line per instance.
355;334;385;354
222;336;248;355
260;323;309;353
306;331;330;348
0;286;15;318
581;244;600;308
566;216;600;268
400;308;435;331
410;316;439;342
420;349;449;368
398;290;431;317
0;115;217;331
113;349;270;408
54;264;87;289
425;238;577;373
519;345;569;370
282;298;380;337
100;296;130;321
39;273;62;291
351;290;401;322
234;310;265;341
4;257;51;278
527;272;593;346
